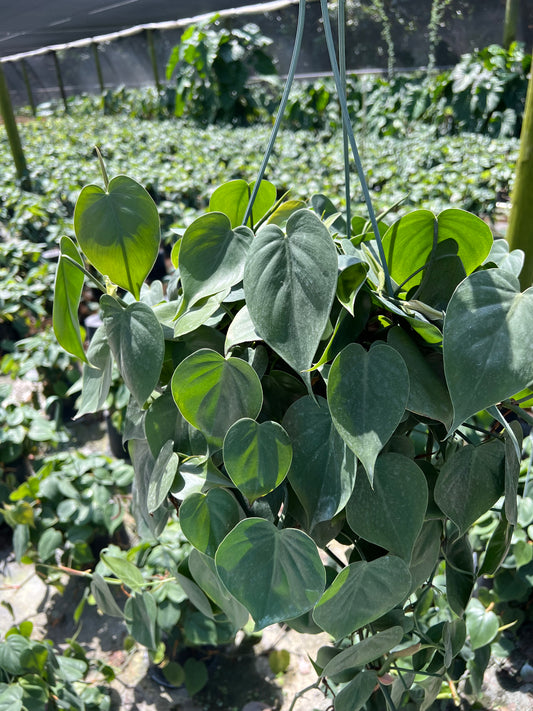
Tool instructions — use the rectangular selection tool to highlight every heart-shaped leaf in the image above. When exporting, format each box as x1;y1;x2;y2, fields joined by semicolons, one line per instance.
209;179;276;228
215;518;325;629
434;439;505;536
444;269;533;431
244;209;338;387
313;556;411;640
180;489;241;556
74;175;160;299
223;419;292;502
382;209;492;290
179;212;253;307
346;453;428;561
101;295;164;406
283;395;356;530
328;343;409;484
466;599;500;650
53;235;87;362
171;349;263;449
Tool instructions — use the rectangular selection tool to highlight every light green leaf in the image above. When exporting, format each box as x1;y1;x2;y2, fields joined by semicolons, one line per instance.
57;656;87;682
171;349;263;449
346;453;427;561
209;179;276;228
466;599;500;650
180;489;241;556
37;528;63;562
100;553;145;591
336;260;369;316
101;295;164;406
313;556;411;640
443;269;533;431
223;419;292;502
74;175;160;299
173;289;229;337
283;395;356;530
53;235;87;362
224;305;261;355
0;685;23;711
244;209;338;387
387;327;452;427
434;439;505;536
382;209;492;290
147;440;179;514
215;518;325;629
179;211;253;307
328;343;409;485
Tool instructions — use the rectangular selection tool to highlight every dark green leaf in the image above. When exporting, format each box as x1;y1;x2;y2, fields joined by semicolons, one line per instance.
409;520;442;592
184;658;208;696
387;327;452;427
244;209;338;387
313;557;411;640
74;175;160;299
346;453;427;561
215;518;325;629
443;270;533;431
101;295;164;406
323;626;403;677
37;528;62;562
334;670;378;711
180;489;241;556
75;325;112;418
328;343;409;484
144;388;207;459
90;573;124;618
283;396;356;530
505;420;523;525
179;211;253;306
147;440;179;514
171;349;263;448
445;534;474;616
223;418;292;502
125;591;157;650
434;440;505;536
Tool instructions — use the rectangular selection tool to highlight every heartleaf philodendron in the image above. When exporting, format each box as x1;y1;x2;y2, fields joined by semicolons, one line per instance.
54;157;533;711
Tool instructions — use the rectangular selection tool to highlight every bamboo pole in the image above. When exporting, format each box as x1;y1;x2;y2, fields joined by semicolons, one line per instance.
506;59;533;288
20;59;36;116
146;30;161;91
0;62;31;190
51;50;69;113
503;0;520;49
92;42;105;93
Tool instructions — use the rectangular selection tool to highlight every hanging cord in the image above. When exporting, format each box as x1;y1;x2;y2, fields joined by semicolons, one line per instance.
339;0;351;240
243;0;307;226
319;0;393;296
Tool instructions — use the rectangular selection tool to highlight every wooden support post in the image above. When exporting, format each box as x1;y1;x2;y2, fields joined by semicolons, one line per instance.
0;62;31;190
51;50;69;113
146;29;161;92
92;42;105;93
20;59;36;116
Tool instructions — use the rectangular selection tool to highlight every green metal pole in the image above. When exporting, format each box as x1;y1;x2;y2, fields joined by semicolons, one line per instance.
20;59;36;117
51;51;69;113
507;57;533;289
146;30;161;92
503;0;520;49
92;42;105;93
0;61;31;190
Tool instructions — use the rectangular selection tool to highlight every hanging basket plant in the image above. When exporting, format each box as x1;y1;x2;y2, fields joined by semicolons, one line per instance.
52;1;532;707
